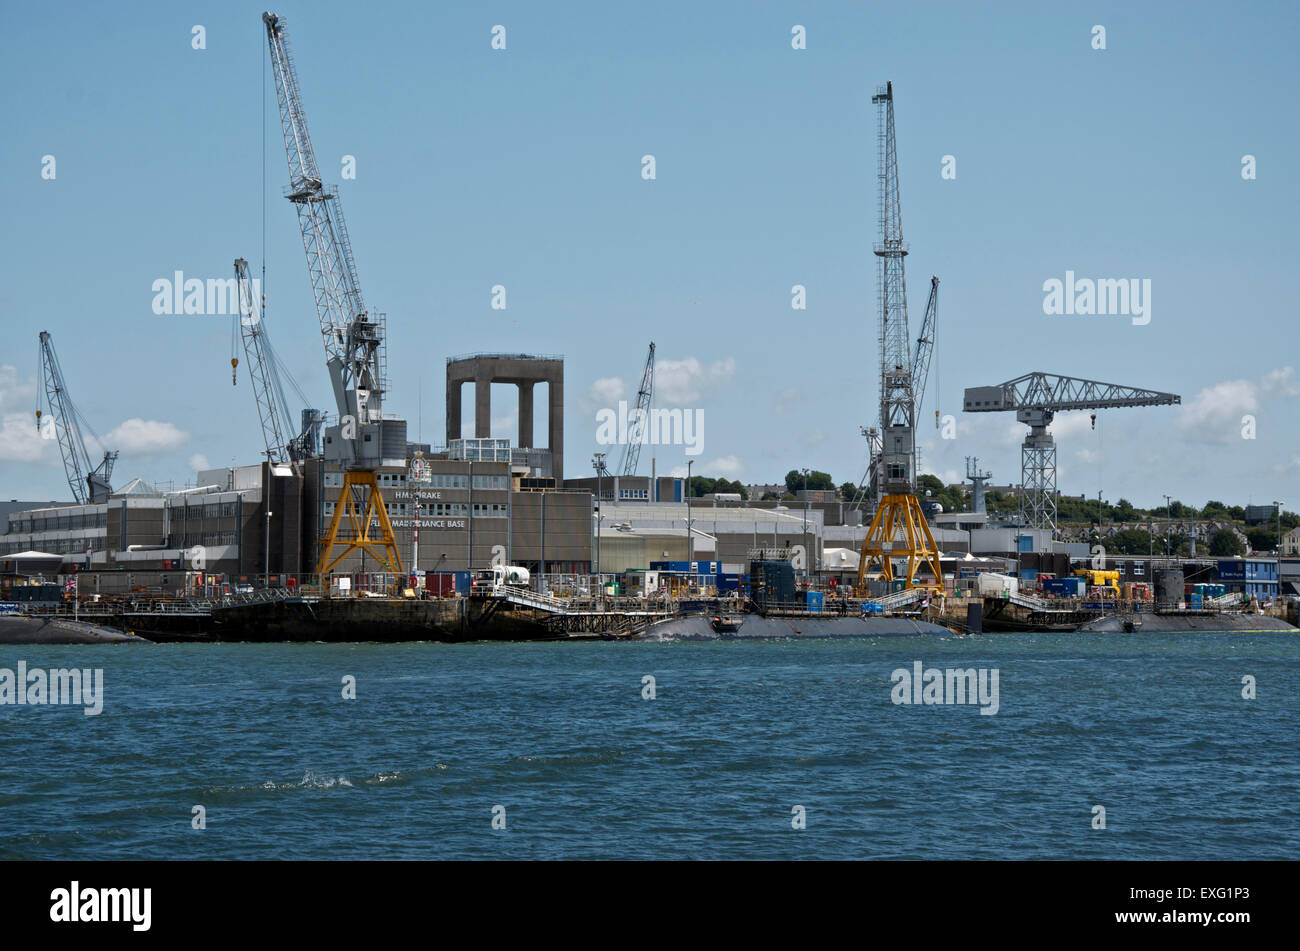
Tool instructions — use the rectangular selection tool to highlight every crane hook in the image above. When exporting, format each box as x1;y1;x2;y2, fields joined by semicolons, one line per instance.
231;356;238;385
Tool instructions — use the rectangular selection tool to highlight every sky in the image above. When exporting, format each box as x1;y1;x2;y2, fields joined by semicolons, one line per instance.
1;0;1297;511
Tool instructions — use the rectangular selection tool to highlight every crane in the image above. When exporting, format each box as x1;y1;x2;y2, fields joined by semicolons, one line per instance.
856;82;945;594
963;372;1181;533
36;331;118;505
233;257;322;470
911;275;938;422
264;11;403;576
618;342;654;477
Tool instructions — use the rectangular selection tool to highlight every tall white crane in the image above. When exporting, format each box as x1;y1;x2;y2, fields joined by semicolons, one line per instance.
263;11;403;575
36;331;118;504
856;82;944;594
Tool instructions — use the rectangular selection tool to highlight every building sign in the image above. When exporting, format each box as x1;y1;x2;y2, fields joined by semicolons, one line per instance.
410;455;431;484
394;490;441;500
391;519;467;530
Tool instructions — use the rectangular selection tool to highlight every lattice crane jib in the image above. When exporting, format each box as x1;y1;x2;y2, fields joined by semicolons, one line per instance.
234;257;299;472
912;276;939;422
618;342;655;478
37;331;117;505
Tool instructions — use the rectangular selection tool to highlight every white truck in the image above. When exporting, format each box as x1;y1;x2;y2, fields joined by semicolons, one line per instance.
470;565;531;595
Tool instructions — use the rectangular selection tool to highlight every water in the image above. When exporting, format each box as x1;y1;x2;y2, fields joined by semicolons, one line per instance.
2;633;1297;860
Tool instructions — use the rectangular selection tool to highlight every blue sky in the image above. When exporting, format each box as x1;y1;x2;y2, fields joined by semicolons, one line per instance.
1;1;1296;510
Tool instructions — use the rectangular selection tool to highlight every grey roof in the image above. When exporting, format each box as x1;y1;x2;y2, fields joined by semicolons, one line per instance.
111;477;161;497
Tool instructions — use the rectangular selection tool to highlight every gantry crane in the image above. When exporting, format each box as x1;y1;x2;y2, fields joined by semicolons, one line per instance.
263;12;403;576
963;372;1181;533
618;342;655;477
856;82;945;594
36;331;118;504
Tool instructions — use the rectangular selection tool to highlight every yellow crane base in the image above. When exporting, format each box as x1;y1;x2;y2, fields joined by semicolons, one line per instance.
316;470;404;577
856;492;945;595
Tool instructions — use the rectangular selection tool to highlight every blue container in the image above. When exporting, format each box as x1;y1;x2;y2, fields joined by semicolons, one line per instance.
1188;593;1203;607
805;591;824;611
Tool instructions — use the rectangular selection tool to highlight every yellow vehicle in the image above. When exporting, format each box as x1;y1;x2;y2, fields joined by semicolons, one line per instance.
1073;569;1121;596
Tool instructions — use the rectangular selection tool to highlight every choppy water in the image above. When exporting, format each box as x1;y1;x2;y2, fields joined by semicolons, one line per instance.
2;632;1297;859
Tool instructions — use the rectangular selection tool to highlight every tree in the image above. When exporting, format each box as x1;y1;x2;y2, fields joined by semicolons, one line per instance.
689;476;749;500
1108;528;1151;554
1113;498;1136;522
1208;529;1245;557
839;481;858;502
784;469;834;494
1246;525;1277;552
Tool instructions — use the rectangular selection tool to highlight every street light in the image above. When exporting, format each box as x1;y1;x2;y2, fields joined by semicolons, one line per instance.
264;505;272;589
1273;501;1284;553
592;452;606;576
686;459;693;565
801;467;810;578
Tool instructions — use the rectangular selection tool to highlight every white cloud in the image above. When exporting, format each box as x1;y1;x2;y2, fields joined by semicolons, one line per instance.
188;453;211;472
1049;411;1097;440
655;356;735;405
1261;366;1300;398
578;376;626;414
0;365;37;415
704;455;744;479
103;418;188;453
1178;380;1258;443
0;411;52;463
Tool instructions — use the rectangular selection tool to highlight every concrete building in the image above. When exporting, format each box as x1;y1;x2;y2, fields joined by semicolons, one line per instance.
1216;557;1279;600
446;353;563;483
565;474;685;503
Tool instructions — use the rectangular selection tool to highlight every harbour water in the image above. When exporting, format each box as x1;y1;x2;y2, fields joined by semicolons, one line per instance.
2;632;1297;860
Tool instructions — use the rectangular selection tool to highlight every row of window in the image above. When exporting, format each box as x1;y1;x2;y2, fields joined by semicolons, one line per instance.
322;472;510;490
171;502;238;520
0;538;100;556
323;501;505;519
8;513;107;533
170;533;236;548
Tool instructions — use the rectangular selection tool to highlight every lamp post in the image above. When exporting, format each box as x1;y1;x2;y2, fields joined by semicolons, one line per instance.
1274;501;1284;553
801;467;810;578
686;459;693;565
1170;493;1180;561
592;452;605;576
264;503;272;589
